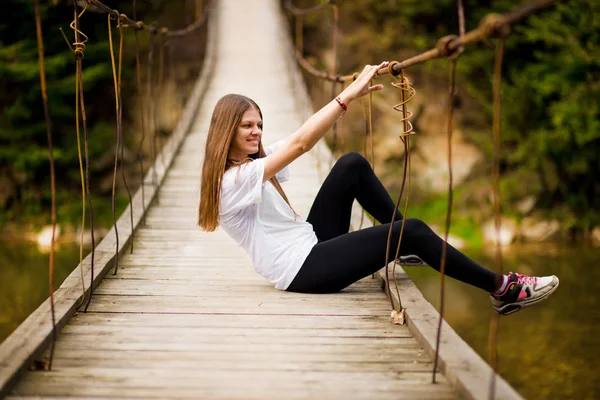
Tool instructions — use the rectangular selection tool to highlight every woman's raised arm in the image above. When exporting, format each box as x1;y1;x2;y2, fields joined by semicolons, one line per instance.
262;61;389;183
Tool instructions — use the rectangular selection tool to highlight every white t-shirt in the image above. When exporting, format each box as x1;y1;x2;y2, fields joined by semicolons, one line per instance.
219;141;318;290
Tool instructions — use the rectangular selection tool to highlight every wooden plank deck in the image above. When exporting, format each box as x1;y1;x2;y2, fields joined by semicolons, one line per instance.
7;1;456;397
6;1;459;399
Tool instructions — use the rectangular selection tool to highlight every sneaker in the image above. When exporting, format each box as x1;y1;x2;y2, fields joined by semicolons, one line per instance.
397;254;428;267
490;272;559;315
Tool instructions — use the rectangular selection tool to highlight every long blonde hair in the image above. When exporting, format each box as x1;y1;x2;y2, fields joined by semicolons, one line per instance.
198;94;293;231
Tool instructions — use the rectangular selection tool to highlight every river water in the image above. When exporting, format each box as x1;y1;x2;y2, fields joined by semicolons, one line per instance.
1;238;598;399
405;243;600;400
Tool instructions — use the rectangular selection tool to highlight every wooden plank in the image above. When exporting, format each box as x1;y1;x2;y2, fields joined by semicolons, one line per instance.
48;340;427;362
65;312;399;329
41;348;430;363
59;324;412;337
9;383;457;400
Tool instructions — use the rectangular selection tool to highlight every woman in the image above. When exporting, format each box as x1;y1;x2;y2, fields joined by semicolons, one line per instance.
199;62;559;316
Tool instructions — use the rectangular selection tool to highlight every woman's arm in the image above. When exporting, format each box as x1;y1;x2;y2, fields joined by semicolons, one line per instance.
263;61;389;183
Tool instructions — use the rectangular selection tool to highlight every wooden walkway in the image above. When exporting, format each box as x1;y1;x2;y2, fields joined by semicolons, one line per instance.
2;1;523;399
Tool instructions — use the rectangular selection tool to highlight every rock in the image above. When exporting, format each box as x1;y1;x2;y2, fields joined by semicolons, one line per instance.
516;196;536;215
409;132;483;193
520;217;560;242
482;218;517;246
592;228;600;243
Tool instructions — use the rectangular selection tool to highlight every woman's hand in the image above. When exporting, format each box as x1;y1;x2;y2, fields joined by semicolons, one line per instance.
262;61;389;182
341;61;389;102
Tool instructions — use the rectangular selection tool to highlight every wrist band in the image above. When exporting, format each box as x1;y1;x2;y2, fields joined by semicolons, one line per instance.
335;97;348;112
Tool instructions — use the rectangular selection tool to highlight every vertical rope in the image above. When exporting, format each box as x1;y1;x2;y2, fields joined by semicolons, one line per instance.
338;81;345;153
167;40;177;155
34;0;57;370
295;16;303;55
80;68;96;313
133;0;147;228
60;23;88;309
386;69;415;318
330;81;339;157
108;13;121;275
458;0;466;50
432;57;457;383
117;15;135;256
368;83;374;173
147;29;159;201
195;0;203;20
156;33;166;169
331;3;339;78
488;38;506;400
392;71;414;323
70;5;96;314
433;1;466;382
358;86;374;230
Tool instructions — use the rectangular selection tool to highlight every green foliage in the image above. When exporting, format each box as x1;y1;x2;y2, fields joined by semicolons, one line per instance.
294;0;600;231
0;0;203;230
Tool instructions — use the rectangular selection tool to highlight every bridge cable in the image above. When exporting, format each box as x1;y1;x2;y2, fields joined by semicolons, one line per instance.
133;0;147;228
338;0;554;82
34;0;57;371
108;12;134;275
488;35;508;400
432;0;467;383
148;28;159;198
156;32;167;170
288;0;553;86
118;18;135;259
108;13;121;275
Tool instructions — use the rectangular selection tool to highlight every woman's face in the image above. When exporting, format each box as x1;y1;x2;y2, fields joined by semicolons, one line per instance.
228;107;263;160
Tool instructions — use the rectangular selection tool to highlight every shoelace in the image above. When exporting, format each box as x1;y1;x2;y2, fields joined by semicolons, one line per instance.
514;273;538;286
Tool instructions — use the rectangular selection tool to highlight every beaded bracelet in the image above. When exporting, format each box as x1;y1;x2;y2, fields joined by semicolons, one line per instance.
335;96;348;112
335;97;348;119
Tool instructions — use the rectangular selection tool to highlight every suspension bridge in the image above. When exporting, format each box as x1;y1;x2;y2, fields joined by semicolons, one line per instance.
0;0;556;398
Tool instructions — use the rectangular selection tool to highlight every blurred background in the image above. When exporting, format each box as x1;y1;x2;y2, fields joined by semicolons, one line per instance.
1;0;599;399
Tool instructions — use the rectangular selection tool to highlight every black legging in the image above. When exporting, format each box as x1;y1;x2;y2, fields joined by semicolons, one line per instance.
286;152;500;294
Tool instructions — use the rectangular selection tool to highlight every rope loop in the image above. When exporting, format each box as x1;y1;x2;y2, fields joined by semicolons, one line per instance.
110;9;119;21
435;35;459;58
479;13;511;40
74;47;85;60
388;61;400;77
352;72;359;81
118;13;128;27
135;21;144;30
